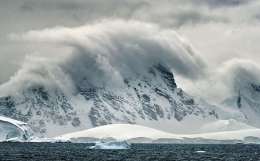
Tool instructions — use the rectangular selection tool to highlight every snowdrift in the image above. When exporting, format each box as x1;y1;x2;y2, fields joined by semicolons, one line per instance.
60;124;260;144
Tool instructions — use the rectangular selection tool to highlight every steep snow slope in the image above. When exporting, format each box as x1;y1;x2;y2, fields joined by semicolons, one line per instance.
0;65;217;137
60;124;260;143
0;64;259;137
0;116;34;141
222;83;260;128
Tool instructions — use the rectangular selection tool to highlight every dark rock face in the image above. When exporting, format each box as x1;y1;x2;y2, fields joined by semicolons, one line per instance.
237;91;242;109
252;84;260;92
0;65;208;136
0;87;77;135
0;97;16;117
208;110;218;119
71;117;81;127
79;65;205;125
155;64;177;91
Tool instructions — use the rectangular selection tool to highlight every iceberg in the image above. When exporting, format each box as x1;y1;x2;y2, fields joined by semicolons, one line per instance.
86;140;131;149
195;151;206;153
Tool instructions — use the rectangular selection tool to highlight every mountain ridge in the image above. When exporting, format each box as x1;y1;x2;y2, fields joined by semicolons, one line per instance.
0;64;216;137
0;64;259;137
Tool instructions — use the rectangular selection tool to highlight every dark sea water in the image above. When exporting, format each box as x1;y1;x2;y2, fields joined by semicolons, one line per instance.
0;143;259;161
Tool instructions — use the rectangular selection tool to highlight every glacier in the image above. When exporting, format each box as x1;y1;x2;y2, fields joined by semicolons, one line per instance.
60;124;260;144
0;116;72;143
0;116;34;141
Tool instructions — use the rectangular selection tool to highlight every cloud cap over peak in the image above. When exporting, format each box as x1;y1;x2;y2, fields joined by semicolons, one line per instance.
4;20;207;96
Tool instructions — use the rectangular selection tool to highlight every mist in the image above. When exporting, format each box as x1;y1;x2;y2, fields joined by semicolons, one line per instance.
1;20;207;97
1;20;260;103
176;58;260;102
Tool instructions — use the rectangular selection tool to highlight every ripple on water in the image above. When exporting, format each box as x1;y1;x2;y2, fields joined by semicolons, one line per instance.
0;143;259;160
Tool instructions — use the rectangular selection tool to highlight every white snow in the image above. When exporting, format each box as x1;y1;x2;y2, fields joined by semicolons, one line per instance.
60;124;260;144
200;119;256;133
182;129;260;141
2;64;260;139
60;124;183;142
220;83;260;129
29;136;71;143
0;116;72;143
0;116;25;125
0;116;34;141
86;140;131;149
4;137;23;142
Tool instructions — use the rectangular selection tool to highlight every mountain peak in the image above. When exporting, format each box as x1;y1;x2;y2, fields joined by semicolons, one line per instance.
0;64;209;137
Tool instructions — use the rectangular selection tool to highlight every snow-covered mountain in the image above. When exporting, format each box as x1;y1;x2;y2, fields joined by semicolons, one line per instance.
221;83;260;128
0;116;34;141
1;20;259;140
0;64;259;137
0;64;218;137
192;81;260;130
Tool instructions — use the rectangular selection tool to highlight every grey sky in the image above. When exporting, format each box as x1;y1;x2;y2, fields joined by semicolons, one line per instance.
1;0;260;101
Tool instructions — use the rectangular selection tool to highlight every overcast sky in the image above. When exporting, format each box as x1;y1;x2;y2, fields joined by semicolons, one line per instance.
1;0;260;101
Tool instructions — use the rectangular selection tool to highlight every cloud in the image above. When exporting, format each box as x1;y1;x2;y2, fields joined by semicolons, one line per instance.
254;13;260;21
20;0;36;11
20;0;148;12
0;54;74;97
178;58;260;102
168;10;229;28
4;20;208;96
2;0;260;101
3;20;260;103
19;0;149;23
218;58;260;93
15;0;233;29
186;0;253;8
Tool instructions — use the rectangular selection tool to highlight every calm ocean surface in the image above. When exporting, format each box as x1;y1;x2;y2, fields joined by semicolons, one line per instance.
0;143;259;160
